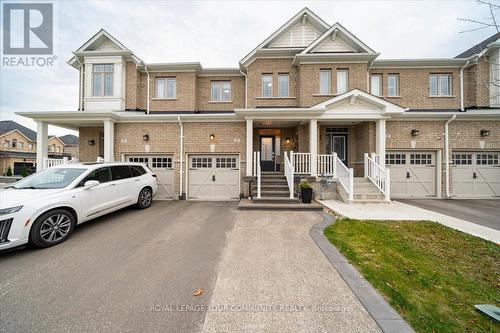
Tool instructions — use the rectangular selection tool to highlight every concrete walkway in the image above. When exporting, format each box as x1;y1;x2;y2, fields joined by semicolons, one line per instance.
202;210;381;332
321;200;500;244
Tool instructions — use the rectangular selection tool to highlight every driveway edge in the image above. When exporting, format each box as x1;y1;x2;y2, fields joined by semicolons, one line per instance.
310;212;415;333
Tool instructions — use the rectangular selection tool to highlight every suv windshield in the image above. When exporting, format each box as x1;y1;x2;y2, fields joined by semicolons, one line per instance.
10;168;87;189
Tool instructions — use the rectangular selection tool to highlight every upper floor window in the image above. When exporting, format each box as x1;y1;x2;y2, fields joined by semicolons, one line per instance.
387;74;399;97
337;69;348;94
211;81;231;102
429;74;451;96
18;142;24;149
4;140;10;148
278;74;289;97
262;74;273;97
319;70;331;95
370;74;382;96
92;64;114;97
28;143;33;150
11;139;17;148
156;77;176;99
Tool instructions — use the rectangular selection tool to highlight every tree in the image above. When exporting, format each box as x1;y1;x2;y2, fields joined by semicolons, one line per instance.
6;166;12;177
20;166;28;177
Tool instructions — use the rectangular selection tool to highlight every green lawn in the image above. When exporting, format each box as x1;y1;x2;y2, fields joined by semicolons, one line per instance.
324;218;499;333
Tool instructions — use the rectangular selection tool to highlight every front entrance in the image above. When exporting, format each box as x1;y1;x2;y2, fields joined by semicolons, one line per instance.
326;128;348;165
260;136;275;172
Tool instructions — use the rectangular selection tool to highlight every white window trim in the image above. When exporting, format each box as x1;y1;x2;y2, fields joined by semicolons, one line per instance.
92;64;114;97
336;69;349;95
387;74;400;97
211;81;232;102
156;77;177;99
370;74;382;96
429;74;452;97
278;74;289;97
261;74;273;98
319;70;332;95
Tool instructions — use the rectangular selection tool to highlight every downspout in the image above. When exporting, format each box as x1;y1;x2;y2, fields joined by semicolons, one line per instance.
240;69;248;108
459;60;470;111
177;116;184;199
444;115;456;198
143;62;150;114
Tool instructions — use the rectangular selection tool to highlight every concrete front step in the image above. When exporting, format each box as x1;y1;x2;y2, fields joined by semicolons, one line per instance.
260;190;291;197
238;199;323;211
353;193;385;200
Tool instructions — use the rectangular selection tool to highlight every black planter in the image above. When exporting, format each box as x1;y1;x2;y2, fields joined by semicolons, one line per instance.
301;188;313;203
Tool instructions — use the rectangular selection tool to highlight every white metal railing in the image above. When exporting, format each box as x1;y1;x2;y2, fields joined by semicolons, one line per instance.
253;151;261;198
284;151;294;198
293;152;311;174
335;154;354;201
317;153;337;176
364;153;390;201
43;157;69;169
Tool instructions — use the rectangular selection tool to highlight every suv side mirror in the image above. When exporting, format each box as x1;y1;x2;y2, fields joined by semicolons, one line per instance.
84;180;100;189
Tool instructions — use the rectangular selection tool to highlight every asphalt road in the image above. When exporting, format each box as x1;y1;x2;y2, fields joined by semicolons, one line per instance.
398;199;500;231
0;201;237;333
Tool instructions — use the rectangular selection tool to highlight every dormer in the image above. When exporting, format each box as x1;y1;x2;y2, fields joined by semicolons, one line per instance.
68;29;141;111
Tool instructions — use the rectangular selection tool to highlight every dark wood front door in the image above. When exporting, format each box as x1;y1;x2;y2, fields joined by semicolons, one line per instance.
260;136;275;171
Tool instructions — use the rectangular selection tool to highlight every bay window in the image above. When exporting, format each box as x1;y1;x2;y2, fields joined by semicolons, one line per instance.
92;64;114;96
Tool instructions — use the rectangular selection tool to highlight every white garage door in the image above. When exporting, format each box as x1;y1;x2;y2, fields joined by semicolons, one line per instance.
127;155;174;200
386;152;437;198
452;152;500;198
188;155;240;201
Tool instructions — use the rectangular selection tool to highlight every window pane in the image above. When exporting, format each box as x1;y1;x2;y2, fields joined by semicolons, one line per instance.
104;64;114;73
104;74;113;96
222;82;231;101
429;75;438;95
93;74;102;96
371;75;381;96
111;166;132;180
337;70;348;94
93;64;104;72
388;74;398;96
156;78;165;98
262;75;272;97
319;70;331;95
167;78;176;98
278;74;289;97
211;82;221;101
439;75;450;95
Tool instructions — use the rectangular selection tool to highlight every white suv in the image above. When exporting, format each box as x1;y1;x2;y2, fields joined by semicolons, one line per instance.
0;162;158;250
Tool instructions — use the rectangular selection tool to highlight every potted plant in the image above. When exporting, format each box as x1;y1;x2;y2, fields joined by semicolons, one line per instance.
299;180;313;204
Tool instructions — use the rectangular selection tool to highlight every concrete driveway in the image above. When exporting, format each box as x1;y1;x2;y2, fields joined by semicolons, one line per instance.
0;201;236;333
399;199;500;231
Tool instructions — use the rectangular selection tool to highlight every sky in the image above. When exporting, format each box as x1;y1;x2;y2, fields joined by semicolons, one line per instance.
0;0;497;136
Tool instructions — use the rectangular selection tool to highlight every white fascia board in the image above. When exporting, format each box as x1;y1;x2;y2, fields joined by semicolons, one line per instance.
372;58;468;68
239;8;330;66
234;108;324;119
293;53;379;65
140;62;202;73
393;110;500;120
75;29;130;53
198;68;244;76
16;111;120;121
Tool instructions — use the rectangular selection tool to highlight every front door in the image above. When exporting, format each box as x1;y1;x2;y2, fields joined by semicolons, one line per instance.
330;135;348;164
260;136;275;171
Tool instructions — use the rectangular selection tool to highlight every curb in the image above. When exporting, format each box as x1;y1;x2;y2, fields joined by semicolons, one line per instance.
310;212;415;333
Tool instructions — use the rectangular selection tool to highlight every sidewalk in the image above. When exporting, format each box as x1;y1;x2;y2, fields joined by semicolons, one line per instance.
321;200;500;244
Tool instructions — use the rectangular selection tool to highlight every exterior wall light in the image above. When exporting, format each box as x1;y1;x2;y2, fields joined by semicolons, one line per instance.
480;129;491;137
87;140;95;145
411;129;420;137
285;138;290;144
143;134;150;141
210;134;215;140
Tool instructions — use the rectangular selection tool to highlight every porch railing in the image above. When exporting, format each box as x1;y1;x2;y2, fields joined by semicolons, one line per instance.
284;151;294;198
253;151;261;198
335;154;354;201
43;157;69;169
364;153;390;201
292;152;311;174
317;153;337;176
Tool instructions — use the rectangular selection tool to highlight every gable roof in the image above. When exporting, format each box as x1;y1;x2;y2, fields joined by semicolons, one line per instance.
58;134;79;145
300;23;375;54
0;120;37;141
240;7;330;67
455;32;500;58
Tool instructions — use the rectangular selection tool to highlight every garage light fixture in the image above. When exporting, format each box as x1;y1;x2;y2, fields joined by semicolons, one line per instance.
210;134;215;141
87;140;95;145
411;129;420;137
143;134;150;141
480;129;490;137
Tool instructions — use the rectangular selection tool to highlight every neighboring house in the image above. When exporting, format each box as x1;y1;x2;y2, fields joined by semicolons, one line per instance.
59;134;80;160
0;121;75;175
18;8;500;200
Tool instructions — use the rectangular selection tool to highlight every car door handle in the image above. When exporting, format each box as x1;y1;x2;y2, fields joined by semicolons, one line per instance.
107;183;116;187
212;175;216;182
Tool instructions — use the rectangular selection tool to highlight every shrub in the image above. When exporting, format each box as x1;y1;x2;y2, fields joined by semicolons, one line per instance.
6;166;12;177
20;166;28;177
298;180;312;189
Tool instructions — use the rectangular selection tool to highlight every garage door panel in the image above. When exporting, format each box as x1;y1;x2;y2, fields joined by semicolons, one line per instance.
387;152;436;198
127;155;174;200
451;152;500;198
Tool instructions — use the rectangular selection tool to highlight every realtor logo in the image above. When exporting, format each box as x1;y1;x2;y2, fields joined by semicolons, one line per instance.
3;3;53;55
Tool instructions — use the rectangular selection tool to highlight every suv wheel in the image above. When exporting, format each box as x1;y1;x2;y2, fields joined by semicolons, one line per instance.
137;188;153;209
29;209;76;248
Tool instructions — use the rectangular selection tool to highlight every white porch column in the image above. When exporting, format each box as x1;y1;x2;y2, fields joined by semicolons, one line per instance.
309;119;318;176
36;120;48;172
376;119;386;168
246;119;253;176
103;120;115;162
